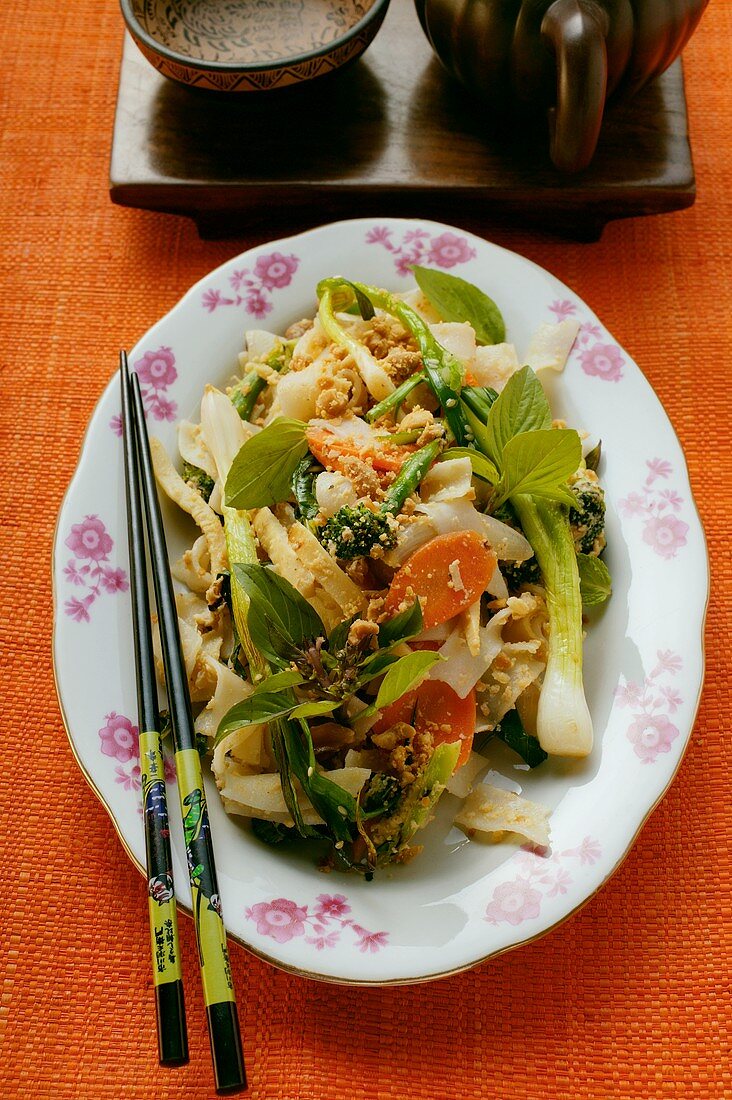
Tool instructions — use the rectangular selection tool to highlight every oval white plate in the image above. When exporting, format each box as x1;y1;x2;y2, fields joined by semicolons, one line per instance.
53;218;708;984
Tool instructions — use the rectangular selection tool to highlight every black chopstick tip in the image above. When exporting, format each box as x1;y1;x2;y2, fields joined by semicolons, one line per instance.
156;980;189;1067
207;1002;247;1094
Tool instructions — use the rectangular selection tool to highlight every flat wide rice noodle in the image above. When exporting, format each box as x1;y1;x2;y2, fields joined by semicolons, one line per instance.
200;385;251;483
524;320;580;373
196;662;253;742
420;457;474;502
470;343;520;391
416;499;533;561
150;436;227;576
454;784;550;847
177;420;218;480
446;751;490;799
429;321;476;364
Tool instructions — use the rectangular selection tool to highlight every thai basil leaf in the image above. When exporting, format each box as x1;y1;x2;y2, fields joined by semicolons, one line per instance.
233;564;324;665
269;717;320;838
484;366;552;468
493;429;581;509
440;445;500;485
225;417;309;509
289;700;339;720
282;718;356;843
584;440;602;472
327;614;358;655
577;553;612;606
357;649;402;685
252;669;306;695
377;599;423;648
494;708;548;768
412;265;506;345
251;819;297;846
214;691;300;744
361;650;442;717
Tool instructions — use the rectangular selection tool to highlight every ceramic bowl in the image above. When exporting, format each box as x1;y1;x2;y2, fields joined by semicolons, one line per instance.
119;0;391;92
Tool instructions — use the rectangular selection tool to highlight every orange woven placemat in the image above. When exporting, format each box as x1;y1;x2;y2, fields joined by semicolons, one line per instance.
1;2;730;1097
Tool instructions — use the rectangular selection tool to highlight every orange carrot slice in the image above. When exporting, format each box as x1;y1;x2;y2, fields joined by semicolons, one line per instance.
373;678;476;770
306;425;415;474
383;530;496;630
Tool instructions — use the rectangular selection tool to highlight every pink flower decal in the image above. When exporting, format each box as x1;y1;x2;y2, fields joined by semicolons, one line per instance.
203;253;300;317
351;926;390;953
549;299;577;320
617;651;683;763
66;515;113;562
62;516;127;622
619;458;689;561
99;712;139;764
100;567;129;594
485;879;542;926
135;346;177;390
253;252;298;290
627;713;680;763
578;342;624;382
130;346;179;422
115;763;141;791
366;225;475;276
485;838;601;925
314;894;350;921
64;595;93;622
245;899;308;944
109;413;123;437
642;514;689;559
646;458;673;483
245;893;388;952
427;232;476;268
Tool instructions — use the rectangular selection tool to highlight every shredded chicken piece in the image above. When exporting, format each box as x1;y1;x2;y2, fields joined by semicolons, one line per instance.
383;347;423;385
336;454;383;500
347;618;379;648
361;316;414;359
397;406;445;446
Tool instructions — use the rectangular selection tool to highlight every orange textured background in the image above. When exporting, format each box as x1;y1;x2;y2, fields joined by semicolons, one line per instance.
1;1;731;1097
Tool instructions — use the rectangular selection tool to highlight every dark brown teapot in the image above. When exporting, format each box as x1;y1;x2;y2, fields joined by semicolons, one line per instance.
414;0;709;171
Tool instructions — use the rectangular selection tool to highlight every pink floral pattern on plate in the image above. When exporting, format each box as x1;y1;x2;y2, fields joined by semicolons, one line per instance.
619;458;689;559
365;225;476;277
99;712;176;798
485;837;601;926
201;251;300;318
548;299;625;382
109;346;178;434
63;516;128;622
615;651;682;763
246;892;389;953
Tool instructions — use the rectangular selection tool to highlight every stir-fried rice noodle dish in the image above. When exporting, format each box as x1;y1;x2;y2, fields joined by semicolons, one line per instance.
150;269;611;874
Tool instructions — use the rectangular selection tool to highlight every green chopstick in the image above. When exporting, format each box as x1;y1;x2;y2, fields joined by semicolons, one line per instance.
127;360;247;1094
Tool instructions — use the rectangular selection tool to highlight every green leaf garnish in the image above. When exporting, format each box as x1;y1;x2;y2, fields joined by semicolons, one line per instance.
492;429;581;509
377;599;423;648
493;708;548;768
484;365;552;468
225;418;309;509
361;650;442;717
233;564;324;665
412;266;506;345
440;446;499;484
577;553;612;606
252;669;306;694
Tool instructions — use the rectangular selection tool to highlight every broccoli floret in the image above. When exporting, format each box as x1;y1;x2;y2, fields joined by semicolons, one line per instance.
568;472;606;556
319;505;397;560
182;461;214;503
492;501;541;592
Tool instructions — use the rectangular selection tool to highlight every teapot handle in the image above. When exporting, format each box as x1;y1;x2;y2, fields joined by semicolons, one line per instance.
541;0;610;172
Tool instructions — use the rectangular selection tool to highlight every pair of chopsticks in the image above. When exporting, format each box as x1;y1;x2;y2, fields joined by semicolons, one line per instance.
120;351;246;1093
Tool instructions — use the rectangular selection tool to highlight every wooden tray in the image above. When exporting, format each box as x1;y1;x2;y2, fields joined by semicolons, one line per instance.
109;0;695;241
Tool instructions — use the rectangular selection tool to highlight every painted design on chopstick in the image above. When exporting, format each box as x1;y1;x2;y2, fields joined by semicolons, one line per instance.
619;459;689;558
549;299;625;382
63;516;129;621
201;251;300;319
365;225;476;277
615;650;682;764
109;346;179;433
245;893;389;952
484;838;601;926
